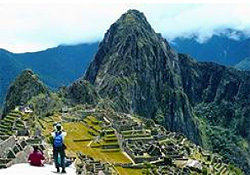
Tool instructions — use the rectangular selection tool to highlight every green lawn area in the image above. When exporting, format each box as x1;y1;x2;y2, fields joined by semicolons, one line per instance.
115;166;143;175
63;122;131;164
40;116;144;175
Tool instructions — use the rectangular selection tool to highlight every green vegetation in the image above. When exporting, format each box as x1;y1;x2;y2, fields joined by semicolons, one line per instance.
194;110;248;174
28;93;62;118
0;109;32;136
40;115;135;175
0;43;98;107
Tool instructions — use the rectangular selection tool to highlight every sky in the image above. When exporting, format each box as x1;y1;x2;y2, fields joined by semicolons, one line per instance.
0;3;250;52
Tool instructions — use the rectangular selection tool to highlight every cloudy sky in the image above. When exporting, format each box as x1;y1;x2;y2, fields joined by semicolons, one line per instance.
0;3;250;52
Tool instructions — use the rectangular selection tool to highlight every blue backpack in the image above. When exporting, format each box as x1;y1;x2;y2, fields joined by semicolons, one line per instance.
54;132;63;147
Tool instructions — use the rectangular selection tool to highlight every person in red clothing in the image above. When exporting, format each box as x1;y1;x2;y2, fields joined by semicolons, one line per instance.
28;145;45;166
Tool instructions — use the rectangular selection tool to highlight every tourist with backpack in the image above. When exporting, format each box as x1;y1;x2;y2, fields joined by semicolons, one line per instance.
52;123;67;173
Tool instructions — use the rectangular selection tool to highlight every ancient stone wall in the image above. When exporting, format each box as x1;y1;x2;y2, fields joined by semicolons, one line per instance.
0;136;16;157
12;146;32;164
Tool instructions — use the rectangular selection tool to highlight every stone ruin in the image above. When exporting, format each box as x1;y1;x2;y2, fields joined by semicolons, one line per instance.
0;135;31;168
0;110;32;137
76;152;118;175
97;111;236;174
0;135;45;169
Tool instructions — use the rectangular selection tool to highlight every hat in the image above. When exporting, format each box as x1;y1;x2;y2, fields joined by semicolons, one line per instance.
56;123;62;131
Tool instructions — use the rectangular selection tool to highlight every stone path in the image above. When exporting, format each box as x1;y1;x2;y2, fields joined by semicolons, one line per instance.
122;151;135;164
0;163;76;175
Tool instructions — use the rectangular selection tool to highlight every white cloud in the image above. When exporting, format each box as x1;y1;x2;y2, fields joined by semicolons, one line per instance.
0;4;250;52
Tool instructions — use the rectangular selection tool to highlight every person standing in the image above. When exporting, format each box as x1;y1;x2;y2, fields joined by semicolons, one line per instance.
52;123;67;173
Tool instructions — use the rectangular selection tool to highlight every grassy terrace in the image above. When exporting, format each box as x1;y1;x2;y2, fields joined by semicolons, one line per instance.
40;114;142;175
115;166;143;175
0;110;27;135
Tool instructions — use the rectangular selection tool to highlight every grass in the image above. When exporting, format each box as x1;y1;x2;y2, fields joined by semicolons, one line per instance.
41;119;131;163
21;114;32;121
123;134;151;139
115;166;143;175
40;115;145;175
87;116;100;124
121;130;144;135
0;124;11;129
106;133;116;138
62;122;130;163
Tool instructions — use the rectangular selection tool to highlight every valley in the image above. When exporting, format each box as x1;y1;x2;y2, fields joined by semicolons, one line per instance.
1;8;250;175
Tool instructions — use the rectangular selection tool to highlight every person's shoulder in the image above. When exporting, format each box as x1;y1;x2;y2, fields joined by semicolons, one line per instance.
37;151;43;155
29;152;35;158
52;131;56;136
39;152;45;157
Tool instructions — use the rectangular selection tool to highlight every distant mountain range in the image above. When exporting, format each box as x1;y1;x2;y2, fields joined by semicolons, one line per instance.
171;32;250;66
2;9;250;173
235;57;250;71
1;29;250;108
0;43;98;106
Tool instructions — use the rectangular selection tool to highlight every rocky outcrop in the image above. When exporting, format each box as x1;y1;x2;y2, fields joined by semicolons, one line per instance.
234;57;250;71
81;10;250;172
178;53;250;172
2;70;49;116
178;53;250;142
84;9;200;144
66;79;100;105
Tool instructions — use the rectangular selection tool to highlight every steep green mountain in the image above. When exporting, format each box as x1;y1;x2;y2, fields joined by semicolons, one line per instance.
2;70;49;116
67;9;250;173
66;79;100;105
0;49;25;110
178;54;250;171
83;9;201;145
172;32;250;66
234;57;250;71
2;8;250;174
0;43;98;107
15;43;98;88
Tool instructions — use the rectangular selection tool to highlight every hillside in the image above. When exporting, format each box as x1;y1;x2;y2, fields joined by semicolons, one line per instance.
0;163;76;175
1;70;242;174
2;29;250;108
2;30;250;108
2;70;50;116
172;32;250;66
234;57;250;71
0;43;98;107
68;9;250;173
0;50;25;109
0;105;243;175
1;9;250;174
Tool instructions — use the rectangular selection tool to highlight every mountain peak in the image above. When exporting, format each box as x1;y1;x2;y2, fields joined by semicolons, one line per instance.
21;69;34;77
100;9;155;48
84;9;174;85
117;9;150;27
82;9;200;145
2;69;49;116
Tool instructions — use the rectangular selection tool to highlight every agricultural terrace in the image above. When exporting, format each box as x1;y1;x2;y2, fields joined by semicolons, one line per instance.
39;114;143;175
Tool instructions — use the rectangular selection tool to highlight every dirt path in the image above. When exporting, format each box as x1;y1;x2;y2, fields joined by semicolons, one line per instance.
122;151;135;164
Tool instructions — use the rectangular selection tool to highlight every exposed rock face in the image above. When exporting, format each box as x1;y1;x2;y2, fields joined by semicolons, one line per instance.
84;10;200;144
234;57;250;71
67;79;100;105
178;54;250;172
2;70;49;116
179;54;250;106
0;49;24;107
179;53;250;141
81;10;250;172
0;43;98;107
